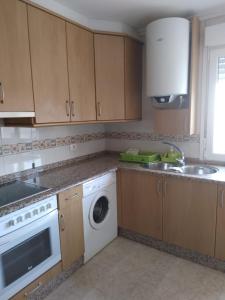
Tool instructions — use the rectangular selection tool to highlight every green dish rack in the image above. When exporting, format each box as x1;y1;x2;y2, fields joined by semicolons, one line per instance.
120;151;160;164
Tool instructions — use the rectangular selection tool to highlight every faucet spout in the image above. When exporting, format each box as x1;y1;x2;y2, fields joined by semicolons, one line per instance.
162;141;185;166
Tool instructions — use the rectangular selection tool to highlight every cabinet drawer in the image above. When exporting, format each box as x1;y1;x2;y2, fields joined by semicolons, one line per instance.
10;262;62;300
58;185;83;209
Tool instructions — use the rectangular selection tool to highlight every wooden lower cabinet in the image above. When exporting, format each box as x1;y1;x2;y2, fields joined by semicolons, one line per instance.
163;177;217;256
10;263;62;300
118;169;163;239
215;184;225;260
58;185;84;270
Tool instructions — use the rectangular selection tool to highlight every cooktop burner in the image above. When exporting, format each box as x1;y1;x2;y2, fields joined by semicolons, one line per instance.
0;181;49;208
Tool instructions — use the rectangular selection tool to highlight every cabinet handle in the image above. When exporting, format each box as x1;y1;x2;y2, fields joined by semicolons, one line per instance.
157;179;162;196
60;214;65;231
71;101;75;117
65;100;70;117
220;190;225;208
97;102;102;117
0;82;4;104
24;282;42;297
164;180;167;198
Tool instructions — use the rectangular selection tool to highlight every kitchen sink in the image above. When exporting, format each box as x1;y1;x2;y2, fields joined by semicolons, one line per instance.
169;165;219;175
143;163;219;176
143;162;176;171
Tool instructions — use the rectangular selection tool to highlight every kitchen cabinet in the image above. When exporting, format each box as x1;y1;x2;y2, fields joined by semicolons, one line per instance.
58;185;84;270
124;37;142;120
163;177;217;256
153;16;200;135
10;262;62;300
28;6;70;124
118;169;163;239
215;184;225;260
0;0;34;114
94;34;125;120
66;23;96;122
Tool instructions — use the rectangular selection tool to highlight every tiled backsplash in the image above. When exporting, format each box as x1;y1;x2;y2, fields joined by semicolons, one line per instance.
0;122;200;177
0;125;106;176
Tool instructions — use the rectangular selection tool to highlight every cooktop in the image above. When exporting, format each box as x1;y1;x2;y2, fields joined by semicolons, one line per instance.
0;180;49;208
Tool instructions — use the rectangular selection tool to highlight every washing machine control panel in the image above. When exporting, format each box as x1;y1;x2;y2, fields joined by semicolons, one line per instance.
83;172;116;196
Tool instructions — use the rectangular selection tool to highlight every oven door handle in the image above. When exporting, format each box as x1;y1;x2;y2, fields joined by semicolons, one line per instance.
0;210;58;250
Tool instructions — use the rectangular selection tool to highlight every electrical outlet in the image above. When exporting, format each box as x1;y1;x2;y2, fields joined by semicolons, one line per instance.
70;144;77;151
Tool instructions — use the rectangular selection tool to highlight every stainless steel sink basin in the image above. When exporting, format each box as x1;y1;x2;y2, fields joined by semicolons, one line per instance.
169;165;219;175
143;163;219;175
143;162;176;171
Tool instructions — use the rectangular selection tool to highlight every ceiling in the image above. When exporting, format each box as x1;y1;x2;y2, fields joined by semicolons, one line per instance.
54;0;225;28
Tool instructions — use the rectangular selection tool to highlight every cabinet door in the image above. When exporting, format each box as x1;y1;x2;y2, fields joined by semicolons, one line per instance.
163;177;217;256
215;184;225;260
119;169;163;239
58;185;84;270
0;0;34;112
125;38;142;120
153;109;189;135
28;6;70;123
67;23;96;121
94;34;125;120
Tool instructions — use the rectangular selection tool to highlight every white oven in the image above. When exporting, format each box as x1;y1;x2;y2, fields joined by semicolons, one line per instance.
0;196;61;300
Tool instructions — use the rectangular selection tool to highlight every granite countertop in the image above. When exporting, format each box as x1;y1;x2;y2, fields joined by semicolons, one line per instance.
1;153;225;217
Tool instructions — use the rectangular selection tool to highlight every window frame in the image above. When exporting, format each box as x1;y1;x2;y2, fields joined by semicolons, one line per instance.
204;46;225;161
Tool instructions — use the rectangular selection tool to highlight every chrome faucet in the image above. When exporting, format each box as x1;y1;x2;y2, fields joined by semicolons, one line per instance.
163;142;185;166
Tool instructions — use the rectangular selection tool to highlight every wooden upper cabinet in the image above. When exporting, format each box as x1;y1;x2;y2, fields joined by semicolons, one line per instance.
215;184;225;260
0;0;34;112
125;38;142;120
163;177;217;256
66;23;96;121
94;34;125;120
28;6;70;124
118;169;163;240
58;185;84;270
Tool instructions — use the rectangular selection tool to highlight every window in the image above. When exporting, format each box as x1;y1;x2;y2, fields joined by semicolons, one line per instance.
205;47;225;160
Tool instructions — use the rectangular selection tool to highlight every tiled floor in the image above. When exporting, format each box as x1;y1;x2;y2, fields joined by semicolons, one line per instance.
46;237;225;300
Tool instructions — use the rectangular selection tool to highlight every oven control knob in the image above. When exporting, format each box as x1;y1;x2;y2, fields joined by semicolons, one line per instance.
8;220;15;227
46;203;51;210
33;209;39;216
25;212;31;219
16;216;23;223
40;206;45;213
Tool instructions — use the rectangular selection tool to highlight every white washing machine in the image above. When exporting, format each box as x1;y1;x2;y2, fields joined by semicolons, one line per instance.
82;171;117;263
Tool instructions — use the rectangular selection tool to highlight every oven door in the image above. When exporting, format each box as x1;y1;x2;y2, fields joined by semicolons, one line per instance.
0;209;61;300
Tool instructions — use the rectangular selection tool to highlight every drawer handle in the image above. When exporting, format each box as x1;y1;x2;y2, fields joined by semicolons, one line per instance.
24;282;42;297
65;193;80;201
0;82;5;104
60;214;65;231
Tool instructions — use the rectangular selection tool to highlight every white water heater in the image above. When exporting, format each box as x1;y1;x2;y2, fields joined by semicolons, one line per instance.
146;17;190;105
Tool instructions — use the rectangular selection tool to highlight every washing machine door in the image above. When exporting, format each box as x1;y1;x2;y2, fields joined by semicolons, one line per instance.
89;193;110;230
